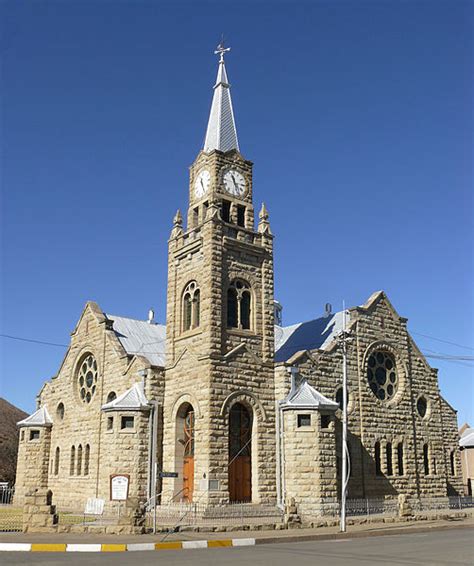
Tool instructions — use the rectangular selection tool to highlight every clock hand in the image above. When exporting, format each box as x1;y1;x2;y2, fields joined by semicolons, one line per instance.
200;179;204;191
231;174;238;193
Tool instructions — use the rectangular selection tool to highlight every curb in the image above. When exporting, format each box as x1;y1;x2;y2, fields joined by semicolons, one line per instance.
0;538;256;552
0;522;472;553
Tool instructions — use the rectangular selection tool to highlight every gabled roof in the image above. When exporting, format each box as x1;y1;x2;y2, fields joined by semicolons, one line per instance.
101;382;150;412
203;50;239;153
275;310;349;363
17;407;53;428
106;314;166;367
281;380;339;411
460;427;474;448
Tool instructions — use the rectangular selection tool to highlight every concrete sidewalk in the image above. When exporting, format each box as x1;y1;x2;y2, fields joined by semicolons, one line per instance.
0;513;472;550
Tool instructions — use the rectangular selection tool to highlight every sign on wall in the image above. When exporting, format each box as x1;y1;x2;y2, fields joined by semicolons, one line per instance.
110;474;130;501
159;471;178;478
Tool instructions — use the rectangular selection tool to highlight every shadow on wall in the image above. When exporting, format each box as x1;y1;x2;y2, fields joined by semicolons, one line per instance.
335;423;398;499
447;482;461;497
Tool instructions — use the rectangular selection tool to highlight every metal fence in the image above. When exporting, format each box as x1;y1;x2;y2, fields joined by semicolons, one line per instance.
338;496;473;518
415;496;474;512
0;487;22;532
146;501;284;529
344;498;398;517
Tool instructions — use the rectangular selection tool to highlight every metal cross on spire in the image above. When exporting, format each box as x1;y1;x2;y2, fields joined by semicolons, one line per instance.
214;35;231;62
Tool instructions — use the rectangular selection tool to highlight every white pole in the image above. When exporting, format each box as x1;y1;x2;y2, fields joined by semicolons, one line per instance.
340;302;348;532
151;401;159;534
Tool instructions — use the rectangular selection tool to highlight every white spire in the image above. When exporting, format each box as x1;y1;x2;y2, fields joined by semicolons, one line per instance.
203;41;240;153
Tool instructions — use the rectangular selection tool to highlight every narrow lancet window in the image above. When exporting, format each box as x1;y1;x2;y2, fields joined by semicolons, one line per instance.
70;446;75;476
375;441;382;476
423;443;430;475
397;443;404;475
77;444;83;476
84;444;90;476
54;447;60;476
386;442;393;476
227;279;252;330
182;282;200;332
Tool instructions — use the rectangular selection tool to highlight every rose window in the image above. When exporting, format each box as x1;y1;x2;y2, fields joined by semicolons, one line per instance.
77;354;98;404
367;351;398;401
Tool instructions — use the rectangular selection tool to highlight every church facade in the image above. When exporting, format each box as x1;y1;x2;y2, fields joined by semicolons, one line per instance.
15;46;463;520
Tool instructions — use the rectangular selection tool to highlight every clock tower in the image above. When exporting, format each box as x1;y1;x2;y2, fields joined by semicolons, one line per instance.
161;43;277;506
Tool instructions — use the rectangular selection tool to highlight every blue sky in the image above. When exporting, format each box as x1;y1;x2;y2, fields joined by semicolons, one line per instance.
1;1;472;425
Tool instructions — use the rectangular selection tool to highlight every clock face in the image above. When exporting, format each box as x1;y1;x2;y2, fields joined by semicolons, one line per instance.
194;169;210;199
223;169;246;197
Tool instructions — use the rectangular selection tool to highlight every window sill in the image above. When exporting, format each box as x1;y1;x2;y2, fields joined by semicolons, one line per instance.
176;328;202;341
119;429;137;434
296;427;316;433
227;328;256;338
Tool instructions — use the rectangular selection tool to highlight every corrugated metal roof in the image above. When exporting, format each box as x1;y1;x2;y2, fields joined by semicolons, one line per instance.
203;57;239;153
102;382;149;412
460;427;474;448
17;407;53;427
281;380;339;410
106;314;166;367
274;310;349;362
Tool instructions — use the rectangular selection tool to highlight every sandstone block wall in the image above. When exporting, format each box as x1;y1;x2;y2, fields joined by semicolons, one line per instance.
15;302;165;512
277;293;461;508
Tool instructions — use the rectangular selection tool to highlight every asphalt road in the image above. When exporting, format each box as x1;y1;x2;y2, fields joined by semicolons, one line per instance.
1;528;472;566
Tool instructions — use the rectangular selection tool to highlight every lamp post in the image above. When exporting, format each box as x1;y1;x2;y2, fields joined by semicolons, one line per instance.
336;304;352;532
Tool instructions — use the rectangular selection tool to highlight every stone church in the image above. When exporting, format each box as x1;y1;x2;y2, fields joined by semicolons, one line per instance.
15;45;463;520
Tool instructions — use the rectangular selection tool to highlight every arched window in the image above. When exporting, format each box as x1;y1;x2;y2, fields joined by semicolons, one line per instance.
386;442;393;476
182;281;200;332
106;391;117;404
227;279;252;330
70;446;75;476
56;402;65;420
375;441;382;476
54;447;60;476
397;442;404;475
335;387;349;411
77;444;83;476
84;444;90;476
450;450;455;476
423;443;430;475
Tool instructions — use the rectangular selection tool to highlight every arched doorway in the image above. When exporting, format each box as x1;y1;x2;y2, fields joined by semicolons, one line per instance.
182;405;195;502
229;403;252;502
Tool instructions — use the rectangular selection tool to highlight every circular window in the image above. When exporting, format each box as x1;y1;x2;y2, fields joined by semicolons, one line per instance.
417;396;428;418
77;354;98;404
56;402;65;420
367;351;398;401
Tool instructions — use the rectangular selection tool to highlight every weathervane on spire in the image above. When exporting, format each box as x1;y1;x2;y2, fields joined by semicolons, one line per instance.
214;35;231;62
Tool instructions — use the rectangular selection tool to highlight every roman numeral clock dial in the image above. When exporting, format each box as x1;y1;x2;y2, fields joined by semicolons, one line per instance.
223;169;247;197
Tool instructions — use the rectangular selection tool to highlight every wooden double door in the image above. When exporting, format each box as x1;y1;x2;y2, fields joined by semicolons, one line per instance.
229;403;252;502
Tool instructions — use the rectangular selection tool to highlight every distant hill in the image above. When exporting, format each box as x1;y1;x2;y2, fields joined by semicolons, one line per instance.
0;398;28;485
